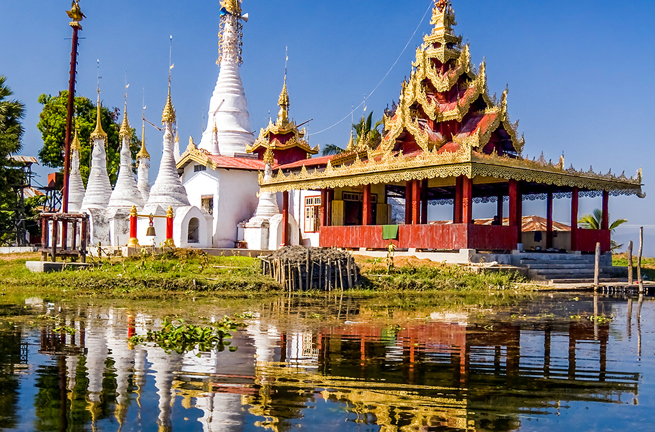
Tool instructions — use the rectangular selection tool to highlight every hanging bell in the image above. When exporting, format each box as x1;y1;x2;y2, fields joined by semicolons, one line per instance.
146;216;156;237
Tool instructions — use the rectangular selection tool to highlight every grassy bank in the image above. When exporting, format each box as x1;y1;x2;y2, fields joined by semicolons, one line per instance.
613;253;655;281
0;251;533;307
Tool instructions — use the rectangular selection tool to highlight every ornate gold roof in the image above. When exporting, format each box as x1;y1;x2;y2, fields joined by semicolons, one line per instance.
247;76;319;156
90;95;107;141
119;102;131;139
263;146;275;165
162;88;176;124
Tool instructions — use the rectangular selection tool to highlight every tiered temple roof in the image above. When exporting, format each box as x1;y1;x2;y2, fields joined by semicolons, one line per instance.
259;0;644;199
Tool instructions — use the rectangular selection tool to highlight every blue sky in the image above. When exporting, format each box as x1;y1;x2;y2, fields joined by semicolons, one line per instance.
1;0;654;253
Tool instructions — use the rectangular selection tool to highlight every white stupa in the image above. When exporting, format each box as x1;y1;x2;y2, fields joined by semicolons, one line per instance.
198;0;255;157
146;89;191;210
108;102;145;209
136;120;151;202
81;95;113;211
67;128;86;212
249;148;279;222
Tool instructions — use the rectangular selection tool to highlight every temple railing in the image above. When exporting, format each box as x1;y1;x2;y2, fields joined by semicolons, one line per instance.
574;229;611;253
319;224;518;251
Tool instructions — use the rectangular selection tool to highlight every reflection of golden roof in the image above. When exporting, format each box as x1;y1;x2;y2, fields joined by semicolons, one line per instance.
247;77;319;156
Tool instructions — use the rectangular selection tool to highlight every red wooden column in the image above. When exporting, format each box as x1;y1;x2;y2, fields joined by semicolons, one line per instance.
454;176;463;223
509;180;519;245
281;191;289;246
405;181;413;224
497;194;503;223
320;189;328;228
462;176;473;224
601;191;609;230
570;187;579;251
327;189;333;226
546;191;553;249
363;184;372;226
411;180;420;225
421;179;429;224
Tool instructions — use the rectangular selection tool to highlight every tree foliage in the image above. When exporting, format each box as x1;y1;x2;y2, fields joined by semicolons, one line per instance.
579;208;628;251
321;144;345;156
37;91;141;185
0;76;25;203
354;112;383;149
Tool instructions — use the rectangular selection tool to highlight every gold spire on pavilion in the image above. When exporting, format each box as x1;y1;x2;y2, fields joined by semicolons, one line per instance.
90;93;107;141
277;74;290;125
162;87;176;124
423;0;462;50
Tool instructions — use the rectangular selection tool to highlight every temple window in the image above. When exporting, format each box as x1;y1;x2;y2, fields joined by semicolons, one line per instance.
187;218;200;244
194;164;207;172
201;196;214;215
304;196;321;233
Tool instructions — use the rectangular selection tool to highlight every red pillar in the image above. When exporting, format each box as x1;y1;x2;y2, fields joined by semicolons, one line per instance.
363;184;372;226
571;187;579;251
546;191;553;249
320;190;328;228
601;191;609;230
421;179;428;224
128;206;139;247
282;191;289;246
411;180;420;225
509;180;520;246
165;206;175;247
326;189;333;227
405;181;413;224
454;176;463;223
497;194;504;224
462;176;473;224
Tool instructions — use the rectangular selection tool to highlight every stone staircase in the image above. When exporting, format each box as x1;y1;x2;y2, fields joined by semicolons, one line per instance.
513;253;625;284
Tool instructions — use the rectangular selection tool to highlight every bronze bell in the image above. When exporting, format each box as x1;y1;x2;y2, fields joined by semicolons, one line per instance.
146;216;156;237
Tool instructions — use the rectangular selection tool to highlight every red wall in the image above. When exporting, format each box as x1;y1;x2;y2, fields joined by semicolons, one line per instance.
575;229;611;253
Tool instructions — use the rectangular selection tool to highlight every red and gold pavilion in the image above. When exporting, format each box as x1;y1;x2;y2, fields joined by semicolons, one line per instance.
259;0;644;253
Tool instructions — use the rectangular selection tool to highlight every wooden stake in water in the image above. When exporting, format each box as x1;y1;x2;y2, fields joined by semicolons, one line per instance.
638;227;644;294
594;242;601;291
628;240;634;285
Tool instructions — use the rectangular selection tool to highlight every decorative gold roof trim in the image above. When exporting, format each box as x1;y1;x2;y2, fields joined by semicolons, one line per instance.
260;146;643;196
413;44;471;93
176;142;218;171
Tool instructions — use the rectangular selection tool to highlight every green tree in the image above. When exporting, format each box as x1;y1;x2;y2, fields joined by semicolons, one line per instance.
579;208;628;250
321;144;345;156
0;76;25;202
37;92;141;185
353;111;383;149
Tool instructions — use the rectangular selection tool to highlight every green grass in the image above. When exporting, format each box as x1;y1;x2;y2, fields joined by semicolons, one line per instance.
612;253;655;281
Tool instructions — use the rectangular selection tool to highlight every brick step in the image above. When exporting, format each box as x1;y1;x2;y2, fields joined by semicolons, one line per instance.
528;270;612;280
523;263;597;270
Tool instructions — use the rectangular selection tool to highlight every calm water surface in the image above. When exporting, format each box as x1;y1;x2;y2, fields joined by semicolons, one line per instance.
0;293;653;431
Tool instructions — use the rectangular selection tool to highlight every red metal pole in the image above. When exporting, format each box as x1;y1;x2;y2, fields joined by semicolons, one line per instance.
571;187;579;251
362;184;371;226
282;191;289;246
546;191;553;249
601;190;609;230
62;22;81;213
462;176;473;224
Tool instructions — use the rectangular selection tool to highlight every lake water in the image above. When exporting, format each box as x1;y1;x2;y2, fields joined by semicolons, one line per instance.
0;293;653;431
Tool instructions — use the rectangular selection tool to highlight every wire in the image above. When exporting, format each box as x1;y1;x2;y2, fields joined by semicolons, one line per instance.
309;0;433;137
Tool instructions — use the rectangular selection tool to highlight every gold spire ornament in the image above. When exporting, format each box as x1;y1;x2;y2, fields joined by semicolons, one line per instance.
277;75;290;125
90;95;107;141
66;0;85;28
220;0;242;16
137;123;150;160
119;102;131;139
162;88;176;124
263;146;275;165
71;125;82;151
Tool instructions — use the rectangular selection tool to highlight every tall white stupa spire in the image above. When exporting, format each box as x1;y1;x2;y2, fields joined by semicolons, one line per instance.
67;125;86;212
198;0;255;157
146;39;190;210
81;84;113;211
109;90;145;209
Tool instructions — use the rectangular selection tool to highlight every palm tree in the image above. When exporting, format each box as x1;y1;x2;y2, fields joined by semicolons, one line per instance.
579;208;627;250
353;112;383;149
321;144;345;156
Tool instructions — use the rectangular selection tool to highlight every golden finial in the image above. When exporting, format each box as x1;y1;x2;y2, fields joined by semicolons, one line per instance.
220;0;242;16
346;129;355;151
90;94;107;141
119;103;131;139
187;136;196;151
277;75;290;125
66;1;85;28
137;122;150;160
71;124;81;151
162;87;176;124
263;146;275;165
166;206;174;218
430;0;457;39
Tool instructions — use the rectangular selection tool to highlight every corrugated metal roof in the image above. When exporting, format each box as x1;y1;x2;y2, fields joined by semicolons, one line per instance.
277;155;334;170
9;155;39;164
207;155;266;171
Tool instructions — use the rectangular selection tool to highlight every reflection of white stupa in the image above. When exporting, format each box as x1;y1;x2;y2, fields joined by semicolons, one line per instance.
106;308;135;427
147;344;183;432
198;0;254;157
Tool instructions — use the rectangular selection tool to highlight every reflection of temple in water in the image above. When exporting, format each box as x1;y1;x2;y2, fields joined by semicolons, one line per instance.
19;298;641;432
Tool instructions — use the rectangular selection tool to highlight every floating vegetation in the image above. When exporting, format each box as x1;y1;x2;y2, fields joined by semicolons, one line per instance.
128;316;243;354
53;326;76;335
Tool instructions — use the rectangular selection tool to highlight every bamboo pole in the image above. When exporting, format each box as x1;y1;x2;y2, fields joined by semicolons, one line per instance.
638;227;644;294
346;255;353;289
594;242;601;291
305;250;310;290
319;260;324;291
338;260;344;291
297;262;303;291
628;241;634;285
327;259;332;292
309;260;315;290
